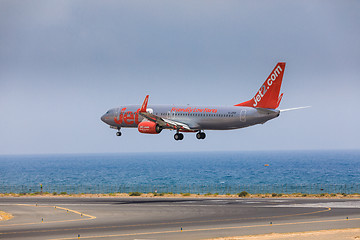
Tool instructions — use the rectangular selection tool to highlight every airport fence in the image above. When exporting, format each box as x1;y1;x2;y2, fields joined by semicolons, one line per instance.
0;184;359;195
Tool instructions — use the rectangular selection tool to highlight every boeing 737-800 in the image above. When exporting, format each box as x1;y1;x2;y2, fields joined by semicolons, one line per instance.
101;62;306;140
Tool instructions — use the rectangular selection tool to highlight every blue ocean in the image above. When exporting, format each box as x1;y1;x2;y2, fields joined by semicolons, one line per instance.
0;150;359;194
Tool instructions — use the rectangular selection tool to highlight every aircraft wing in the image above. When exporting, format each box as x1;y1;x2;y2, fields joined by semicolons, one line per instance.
139;95;195;132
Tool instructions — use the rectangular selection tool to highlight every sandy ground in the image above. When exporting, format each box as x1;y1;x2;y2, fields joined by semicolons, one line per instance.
0;210;13;221
207;228;360;240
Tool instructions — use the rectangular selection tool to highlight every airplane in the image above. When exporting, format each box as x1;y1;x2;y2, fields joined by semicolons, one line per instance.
101;62;308;140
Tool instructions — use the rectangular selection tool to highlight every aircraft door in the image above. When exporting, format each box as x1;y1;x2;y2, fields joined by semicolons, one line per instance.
240;110;246;122
167;111;175;119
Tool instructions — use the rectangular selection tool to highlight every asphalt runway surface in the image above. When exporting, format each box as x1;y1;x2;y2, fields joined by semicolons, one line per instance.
1;197;360;240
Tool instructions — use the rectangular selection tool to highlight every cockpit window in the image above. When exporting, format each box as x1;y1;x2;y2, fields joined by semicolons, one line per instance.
106;111;110;114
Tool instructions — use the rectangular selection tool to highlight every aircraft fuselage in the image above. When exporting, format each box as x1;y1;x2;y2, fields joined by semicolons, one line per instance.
101;104;280;131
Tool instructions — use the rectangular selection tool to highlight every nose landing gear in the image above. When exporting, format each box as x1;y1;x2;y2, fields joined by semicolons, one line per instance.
116;127;122;136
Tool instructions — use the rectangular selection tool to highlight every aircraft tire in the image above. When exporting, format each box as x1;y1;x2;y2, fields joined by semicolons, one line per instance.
196;133;202;139
201;132;206;139
174;133;179;141
174;133;184;141
116;132;122;137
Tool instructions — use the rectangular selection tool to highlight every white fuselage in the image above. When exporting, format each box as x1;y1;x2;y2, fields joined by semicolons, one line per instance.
101;104;280;131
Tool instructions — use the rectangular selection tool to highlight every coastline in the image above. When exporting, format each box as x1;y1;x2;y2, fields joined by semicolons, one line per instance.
1;192;359;199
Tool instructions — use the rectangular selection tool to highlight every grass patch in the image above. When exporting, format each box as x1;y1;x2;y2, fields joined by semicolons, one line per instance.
129;192;142;196
152;192;164;196
238;191;249;197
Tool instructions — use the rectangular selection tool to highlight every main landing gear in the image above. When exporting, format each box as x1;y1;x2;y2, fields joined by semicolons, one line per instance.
174;132;184;141
174;131;206;141
196;131;206;140
116;127;122;136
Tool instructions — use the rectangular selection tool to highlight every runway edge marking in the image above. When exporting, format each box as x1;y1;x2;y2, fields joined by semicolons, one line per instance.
50;213;360;240
0;204;96;227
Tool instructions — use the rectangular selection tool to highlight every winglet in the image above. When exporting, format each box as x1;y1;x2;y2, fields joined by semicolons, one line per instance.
140;95;149;112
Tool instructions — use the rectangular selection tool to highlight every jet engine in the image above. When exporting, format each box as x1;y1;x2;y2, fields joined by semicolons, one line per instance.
138;121;162;134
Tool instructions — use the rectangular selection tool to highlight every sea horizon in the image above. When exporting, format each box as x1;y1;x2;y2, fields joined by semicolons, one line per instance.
1;148;359;157
1;150;359;189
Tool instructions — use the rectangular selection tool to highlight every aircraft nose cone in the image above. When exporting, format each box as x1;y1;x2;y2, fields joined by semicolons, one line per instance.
101;114;107;123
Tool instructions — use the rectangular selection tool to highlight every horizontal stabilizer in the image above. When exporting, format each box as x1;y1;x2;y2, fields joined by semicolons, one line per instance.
279;106;311;112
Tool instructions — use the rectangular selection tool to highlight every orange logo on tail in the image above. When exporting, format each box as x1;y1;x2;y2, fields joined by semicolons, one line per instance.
235;62;286;109
253;65;283;107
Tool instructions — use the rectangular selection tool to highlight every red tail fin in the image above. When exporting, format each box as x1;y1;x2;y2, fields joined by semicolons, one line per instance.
235;62;286;109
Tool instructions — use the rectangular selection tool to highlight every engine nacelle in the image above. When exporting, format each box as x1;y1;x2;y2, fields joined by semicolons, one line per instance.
138;121;162;134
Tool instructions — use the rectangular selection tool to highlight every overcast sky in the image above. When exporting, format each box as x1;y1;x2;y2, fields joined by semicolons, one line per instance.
0;0;359;155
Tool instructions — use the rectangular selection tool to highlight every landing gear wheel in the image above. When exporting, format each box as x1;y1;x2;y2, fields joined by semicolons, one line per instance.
116;131;122;136
174;133;184;141
196;132;206;139
174;133;179;141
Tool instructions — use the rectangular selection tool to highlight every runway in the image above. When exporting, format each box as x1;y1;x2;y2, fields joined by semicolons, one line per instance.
1;197;360;240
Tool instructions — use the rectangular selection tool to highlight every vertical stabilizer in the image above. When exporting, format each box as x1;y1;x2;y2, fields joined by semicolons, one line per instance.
235;62;286;109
